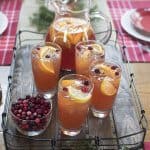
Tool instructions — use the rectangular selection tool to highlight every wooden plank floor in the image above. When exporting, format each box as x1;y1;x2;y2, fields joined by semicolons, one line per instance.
131;63;150;141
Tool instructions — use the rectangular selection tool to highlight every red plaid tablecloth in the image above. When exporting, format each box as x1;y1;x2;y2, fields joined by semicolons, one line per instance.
107;0;150;62
0;0;22;65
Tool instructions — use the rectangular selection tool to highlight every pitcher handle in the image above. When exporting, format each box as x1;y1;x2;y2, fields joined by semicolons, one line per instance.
89;11;112;44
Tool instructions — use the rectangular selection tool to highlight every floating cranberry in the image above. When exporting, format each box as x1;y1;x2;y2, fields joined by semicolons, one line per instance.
94;68;100;74
115;71;119;76
45;54;51;58
111;65;118;70
55;49;60;53
88;46;93;50
81;86;89;93
83;80;89;86
36;47;40;50
63;87;68;92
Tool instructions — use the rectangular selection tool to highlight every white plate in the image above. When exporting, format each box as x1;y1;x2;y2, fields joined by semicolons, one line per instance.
0;11;8;35
121;9;150;43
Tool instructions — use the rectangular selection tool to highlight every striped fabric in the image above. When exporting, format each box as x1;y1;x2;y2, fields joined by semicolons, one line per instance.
107;0;150;62
0;0;22;65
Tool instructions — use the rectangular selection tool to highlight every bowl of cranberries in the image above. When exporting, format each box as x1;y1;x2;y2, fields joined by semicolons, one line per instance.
10;95;52;136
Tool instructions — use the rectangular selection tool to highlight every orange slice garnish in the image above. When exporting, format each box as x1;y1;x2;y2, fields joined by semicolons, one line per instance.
61;80;75;87
100;77;117;96
68;31;82;45
82;50;91;59
92;44;104;54
39;60;55;74
38;46;55;74
68;86;91;103
54;35;71;49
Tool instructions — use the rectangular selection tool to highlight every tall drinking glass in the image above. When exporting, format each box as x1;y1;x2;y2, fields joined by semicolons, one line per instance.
58;74;94;136
75;40;105;76
89;61;122;118
31;42;62;99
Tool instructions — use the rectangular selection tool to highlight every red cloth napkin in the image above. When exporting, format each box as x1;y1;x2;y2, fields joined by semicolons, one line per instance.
107;0;150;62
144;142;150;150
0;0;22;65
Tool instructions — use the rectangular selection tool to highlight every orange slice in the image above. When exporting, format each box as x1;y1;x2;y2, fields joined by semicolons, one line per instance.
68;32;82;45
68;86;91;103
92;44;104;54
54;35;71;49
100;77;117;96
38;46;55;74
82;50;91;59
61;80;75;87
39;60;54;74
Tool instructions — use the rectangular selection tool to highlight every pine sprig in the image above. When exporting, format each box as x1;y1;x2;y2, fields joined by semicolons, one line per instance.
30;2;97;32
30;6;55;32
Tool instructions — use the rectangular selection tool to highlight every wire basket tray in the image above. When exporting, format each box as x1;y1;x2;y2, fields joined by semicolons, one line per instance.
2;30;147;150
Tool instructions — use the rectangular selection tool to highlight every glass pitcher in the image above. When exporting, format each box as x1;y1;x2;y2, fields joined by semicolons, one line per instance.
45;0;96;70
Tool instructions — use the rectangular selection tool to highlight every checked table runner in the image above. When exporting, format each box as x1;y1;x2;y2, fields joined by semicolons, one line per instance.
0;0;22;65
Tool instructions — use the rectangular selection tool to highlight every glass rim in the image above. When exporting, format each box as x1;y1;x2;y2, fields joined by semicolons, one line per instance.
75;40;105;55
31;42;62;60
58;73;94;93
66;7;89;14
89;60;122;79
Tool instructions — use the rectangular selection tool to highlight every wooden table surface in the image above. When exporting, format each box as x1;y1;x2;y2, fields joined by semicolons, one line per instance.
131;63;150;141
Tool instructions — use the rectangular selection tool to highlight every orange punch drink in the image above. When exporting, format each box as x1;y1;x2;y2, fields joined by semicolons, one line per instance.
58;74;94;136
31;42;62;98
46;17;95;70
75;40;105;76
89;61;122;118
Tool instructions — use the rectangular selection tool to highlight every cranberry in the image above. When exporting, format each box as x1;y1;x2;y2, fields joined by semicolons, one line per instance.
44;110;48;114
27;111;32;116
23;107;28;111
63;87;68;92
45;54;51;58
30;115;34;120
36;47;40;50
33;112;37;117
83;80;89;86
115;71;119;76
26;116;29;120
36;109;42;114
35;118;40;124
17;114;21;118
88;46;93;50
18;109;22;114
94;68;100;74
111;65;118;70
18;100;23;104
23;100;28;104
26;95;31;99
55;49;60;53
21;124;29;130
38;114;42;118
31;108;35;113
81;86;89;93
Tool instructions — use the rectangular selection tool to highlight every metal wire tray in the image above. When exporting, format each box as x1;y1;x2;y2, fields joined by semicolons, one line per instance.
2;30;147;150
